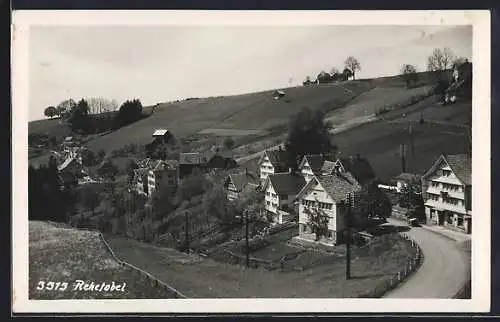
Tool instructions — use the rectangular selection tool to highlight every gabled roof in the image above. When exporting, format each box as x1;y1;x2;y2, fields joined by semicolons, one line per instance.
335;156;376;185
203;149;234;163
297;172;362;203
152;129;169;136
259;149;289;170
265;172;306;195
299;154;326;174
229;171;259;191
164;159;179;170
179;152;202;165
320;160;336;174
58;157;76;171
423;154;471;185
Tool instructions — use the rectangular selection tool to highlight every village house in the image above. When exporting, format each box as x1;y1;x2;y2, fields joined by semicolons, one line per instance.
299;154;329;183
224;169;260;201
57;153;85;186
332;155;377;186
262;170;306;224
133;168;149;196
152;129;174;144
179;152;204;179
258;148;289;186
273;90;286;100
296;167;362;245
421;154;472;234
203;148;238;172
133;159;179;196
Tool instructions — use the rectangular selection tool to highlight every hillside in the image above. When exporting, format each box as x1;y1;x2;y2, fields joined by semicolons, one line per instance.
29;221;180;299
28;71;444;153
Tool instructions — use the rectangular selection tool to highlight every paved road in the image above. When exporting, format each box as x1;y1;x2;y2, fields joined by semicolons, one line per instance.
383;219;470;298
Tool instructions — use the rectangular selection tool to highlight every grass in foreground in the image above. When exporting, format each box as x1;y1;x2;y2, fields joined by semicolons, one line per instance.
104;231;416;298
29;221;178;299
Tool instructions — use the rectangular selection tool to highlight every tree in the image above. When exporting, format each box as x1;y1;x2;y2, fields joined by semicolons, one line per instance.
81;187;101;217
398;177;424;219
97;159;119;181
303;205;330;241
344;56;361;80
44;106;57;119
56;99;77;119
81;149;97;167
86;97;119;115
151;184;176;221
68;99;91;132
400;64;419;88
97;149;106;162
427;47;455;72
115;99;143;127
284;107;337;170
223;137;235;150
126;160;138;184
352;184;392;227
203;179;232;225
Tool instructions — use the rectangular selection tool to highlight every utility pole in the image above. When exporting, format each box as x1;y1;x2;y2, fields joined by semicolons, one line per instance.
245;210;250;268
400;144;407;173
184;210;190;254
409;124;414;155
345;193;353;280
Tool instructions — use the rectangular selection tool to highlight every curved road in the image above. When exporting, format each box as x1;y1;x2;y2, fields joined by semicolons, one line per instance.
383;219;470;298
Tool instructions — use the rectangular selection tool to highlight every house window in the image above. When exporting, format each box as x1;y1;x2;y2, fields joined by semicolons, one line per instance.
302;225;307;233
328;231;333;238
457;216;464;227
266;201;270;205
443;170;452;177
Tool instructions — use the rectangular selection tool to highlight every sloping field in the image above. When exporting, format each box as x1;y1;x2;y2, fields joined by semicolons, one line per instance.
105;232;415;298
84;81;373;151
29;221;178;299
325;84;434;127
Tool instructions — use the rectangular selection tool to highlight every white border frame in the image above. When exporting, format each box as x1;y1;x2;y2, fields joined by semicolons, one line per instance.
12;10;491;313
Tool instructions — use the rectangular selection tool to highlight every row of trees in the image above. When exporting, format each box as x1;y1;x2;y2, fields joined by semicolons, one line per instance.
303;56;361;85
43;98;144;134
400;47;469;88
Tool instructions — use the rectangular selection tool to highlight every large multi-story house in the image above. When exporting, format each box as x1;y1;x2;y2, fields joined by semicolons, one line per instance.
421;154;472;234
224;169;260;201
296;167;362;245
258;148;290;186
262;171;306;224
133;159;179;196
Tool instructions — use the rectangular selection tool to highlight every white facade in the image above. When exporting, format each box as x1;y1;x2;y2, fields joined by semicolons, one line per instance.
297;180;348;245
300;159;316;183
259;154;276;184
264;181;295;224
423;161;471;233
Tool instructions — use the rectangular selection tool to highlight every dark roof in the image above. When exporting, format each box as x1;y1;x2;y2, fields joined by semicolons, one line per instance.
262;149;289;170
229;171;259;191
337;156;376;185
445;154;471;185
203;149;234;163
301;154;326;174
268;173;306;195
320;160;336;174
179;153;202;165
316;172;362;203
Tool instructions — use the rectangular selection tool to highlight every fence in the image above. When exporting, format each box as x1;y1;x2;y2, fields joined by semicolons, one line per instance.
98;232;188;299
357;233;424;298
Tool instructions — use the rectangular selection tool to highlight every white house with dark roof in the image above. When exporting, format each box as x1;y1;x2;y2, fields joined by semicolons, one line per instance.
296;170;362;245
258;148;289;186
225;169;260;201
299;154;328;182
421;154;472;234
262;171;306;224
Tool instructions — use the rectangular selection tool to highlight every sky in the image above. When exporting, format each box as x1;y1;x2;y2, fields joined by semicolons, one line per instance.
29;25;472;121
